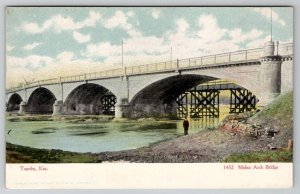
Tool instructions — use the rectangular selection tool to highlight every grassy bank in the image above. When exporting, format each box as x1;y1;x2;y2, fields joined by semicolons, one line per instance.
6;143;99;163
253;91;293;120
253;91;293;148
223;150;292;162
223;91;293;162
6;114;114;123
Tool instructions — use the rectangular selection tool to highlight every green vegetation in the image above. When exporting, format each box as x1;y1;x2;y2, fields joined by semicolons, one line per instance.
252;91;293;120
6;143;99;163
223;150;293;163
6;114;114;123
251;91;293;148
32;127;58;134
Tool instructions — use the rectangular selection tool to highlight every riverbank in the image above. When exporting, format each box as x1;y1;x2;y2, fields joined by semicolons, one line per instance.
6;92;293;163
6;128;291;163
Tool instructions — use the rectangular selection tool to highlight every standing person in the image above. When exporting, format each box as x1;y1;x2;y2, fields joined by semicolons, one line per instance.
183;116;189;135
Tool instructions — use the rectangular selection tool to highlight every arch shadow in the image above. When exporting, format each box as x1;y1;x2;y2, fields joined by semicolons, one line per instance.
7;93;22;112
27;87;57;114
64;83;116;115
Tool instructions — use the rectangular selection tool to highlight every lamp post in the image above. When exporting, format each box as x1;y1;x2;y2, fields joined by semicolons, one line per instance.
122;40;124;67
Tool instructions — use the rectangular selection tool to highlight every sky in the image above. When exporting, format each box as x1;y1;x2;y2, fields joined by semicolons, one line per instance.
6;7;293;87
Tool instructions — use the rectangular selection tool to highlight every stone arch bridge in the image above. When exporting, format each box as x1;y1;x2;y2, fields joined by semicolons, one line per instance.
6;41;293;118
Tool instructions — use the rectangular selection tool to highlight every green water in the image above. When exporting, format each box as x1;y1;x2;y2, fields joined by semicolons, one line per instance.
6;119;220;153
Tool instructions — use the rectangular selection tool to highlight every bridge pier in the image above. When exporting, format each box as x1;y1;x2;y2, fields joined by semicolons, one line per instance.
169;100;179;118
115;98;131;118
259;41;282;105
18;101;27;114
52;100;64;115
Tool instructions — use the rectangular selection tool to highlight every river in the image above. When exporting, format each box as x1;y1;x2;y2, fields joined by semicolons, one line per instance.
6;118;221;153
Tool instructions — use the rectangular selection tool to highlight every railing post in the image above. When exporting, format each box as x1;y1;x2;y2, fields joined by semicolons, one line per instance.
245;50;248;61
124;66;127;76
176;59;179;69
164;62;167;70
84;73;87;81
228;52;231;62
188;58;191;67
59;76;62;84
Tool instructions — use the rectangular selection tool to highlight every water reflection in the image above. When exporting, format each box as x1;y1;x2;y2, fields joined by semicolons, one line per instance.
189;118;220;130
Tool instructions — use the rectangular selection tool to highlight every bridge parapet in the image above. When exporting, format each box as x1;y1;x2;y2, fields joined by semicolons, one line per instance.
278;43;293;56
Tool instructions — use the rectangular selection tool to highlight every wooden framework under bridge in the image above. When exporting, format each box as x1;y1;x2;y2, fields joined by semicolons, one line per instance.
101;94;117;115
229;89;257;113
190;89;220;118
175;80;258;118
176;92;189;118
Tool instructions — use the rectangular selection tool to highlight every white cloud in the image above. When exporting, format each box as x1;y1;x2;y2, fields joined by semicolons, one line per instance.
176;18;189;33
6;45;14;52
84;42;120;58
229;28;264;43
151;9;161;19
56;51;74;63
6;51;105;87
83;33;169;59
253;8;286;26
22;11;101;34
104;10;141;37
197;14;227;43
73;31;91;43
126;11;135;17
23;42;42;50
104;11;127;29
245;35;271;48
22;22;47;34
7;55;54;71
83;14;268;68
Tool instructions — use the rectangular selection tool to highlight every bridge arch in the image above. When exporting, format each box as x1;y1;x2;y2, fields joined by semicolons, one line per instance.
26;87;57;114
64;83;116;115
130;74;216;117
129;73;259;118
7;93;23;111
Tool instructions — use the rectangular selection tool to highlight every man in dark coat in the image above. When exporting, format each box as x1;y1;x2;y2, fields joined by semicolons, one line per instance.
183;116;189;135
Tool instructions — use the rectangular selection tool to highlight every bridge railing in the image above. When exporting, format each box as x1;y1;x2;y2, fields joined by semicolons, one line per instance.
176;47;264;69
6;45;285;92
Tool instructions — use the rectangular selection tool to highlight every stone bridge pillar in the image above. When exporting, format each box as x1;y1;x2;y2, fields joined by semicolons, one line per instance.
115;98;131;118
165;100;178;118
18;101;27;114
259;41;282;105
52;100;64;115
